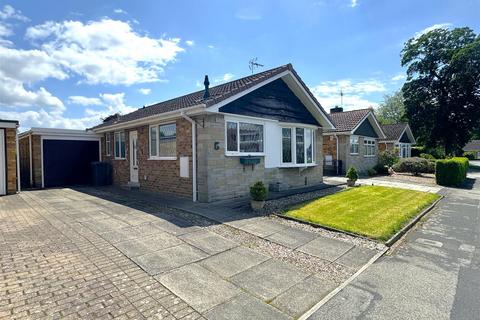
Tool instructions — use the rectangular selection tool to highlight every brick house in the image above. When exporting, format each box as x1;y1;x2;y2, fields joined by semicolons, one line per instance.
379;123;416;158
91;64;335;202
0;119;19;195
322;107;385;175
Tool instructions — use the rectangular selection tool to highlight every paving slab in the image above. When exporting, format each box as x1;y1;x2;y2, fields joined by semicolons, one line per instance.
153;216;202;235
205;293;291;320
158;263;241;313
101;229;137;243
133;244;208;275
298;236;354;262
230;259;310;301
179;230;238;255
266;227;317;249
236;219;286;238
200;246;270;278
336;246;378;269
114;239;152;258
139;231;183;251
271;275;337;317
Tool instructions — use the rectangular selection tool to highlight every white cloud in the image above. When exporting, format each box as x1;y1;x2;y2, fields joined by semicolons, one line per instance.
391;73;406;81
113;8;127;14
138;88;151;95
0;23;12;37
207;44;215;49
350;0;358;8
67;96;102;106
0;5;29;21
0;77;64;110
25;19;184;85
414;23;452;38
310;79;385;110
185;40;195;46
214;73;234;83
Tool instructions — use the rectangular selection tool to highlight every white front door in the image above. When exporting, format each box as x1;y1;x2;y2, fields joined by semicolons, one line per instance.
129;131;139;183
0;129;6;195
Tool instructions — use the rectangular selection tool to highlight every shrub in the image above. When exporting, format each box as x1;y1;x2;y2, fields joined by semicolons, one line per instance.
367;168;377;176
436;157;469;186
420;153;436;160
346;167;359;181
373;163;388;175
378;150;399;168
250;181;268;201
463;151;476;160
392;157;432;175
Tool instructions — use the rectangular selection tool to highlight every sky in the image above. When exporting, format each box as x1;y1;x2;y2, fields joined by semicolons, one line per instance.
0;0;479;131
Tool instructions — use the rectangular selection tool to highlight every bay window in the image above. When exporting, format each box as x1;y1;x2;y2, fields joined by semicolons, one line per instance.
226;121;264;155
149;123;177;159
281;127;315;166
364;138;376;157
350;135;359;154
114;132;126;159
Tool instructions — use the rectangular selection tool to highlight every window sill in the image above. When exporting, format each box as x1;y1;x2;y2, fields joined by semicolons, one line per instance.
279;163;317;168
148;156;177;161
225;153;265;157
350;153;359;156
114;157;126;160
364;155;376;158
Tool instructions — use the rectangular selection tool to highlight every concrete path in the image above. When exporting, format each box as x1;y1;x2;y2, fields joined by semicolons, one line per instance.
309;171;480;319
324;176;442;193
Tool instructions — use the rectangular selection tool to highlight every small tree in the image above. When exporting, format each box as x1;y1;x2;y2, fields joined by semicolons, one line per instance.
250;181;268;201
378;150;399;168
346;167;358;181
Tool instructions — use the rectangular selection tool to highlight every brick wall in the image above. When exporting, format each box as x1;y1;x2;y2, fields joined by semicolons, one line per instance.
4;128;17;194
344;135;378;174
102;118;193;198
196;114;324;202
18;134;42;188
19;136;30;188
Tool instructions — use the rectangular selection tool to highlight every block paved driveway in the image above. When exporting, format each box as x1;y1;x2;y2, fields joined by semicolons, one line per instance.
0;187;380;319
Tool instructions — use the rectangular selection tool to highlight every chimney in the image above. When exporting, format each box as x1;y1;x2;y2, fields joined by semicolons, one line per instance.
330;106;343;113
203;75;210;100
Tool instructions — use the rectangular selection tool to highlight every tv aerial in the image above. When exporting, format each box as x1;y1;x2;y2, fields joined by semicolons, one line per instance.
249;58;264;74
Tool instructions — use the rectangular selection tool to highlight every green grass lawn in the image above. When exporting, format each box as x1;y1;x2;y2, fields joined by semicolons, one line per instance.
284;186;440;241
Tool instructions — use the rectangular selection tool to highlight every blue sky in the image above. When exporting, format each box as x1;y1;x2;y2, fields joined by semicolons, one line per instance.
0;0;479;130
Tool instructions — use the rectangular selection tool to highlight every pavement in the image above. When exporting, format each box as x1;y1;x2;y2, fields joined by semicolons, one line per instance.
0;186;380;319
308;170;480;319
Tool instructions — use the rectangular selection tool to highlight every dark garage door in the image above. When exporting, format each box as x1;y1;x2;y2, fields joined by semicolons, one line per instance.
43;139;99;187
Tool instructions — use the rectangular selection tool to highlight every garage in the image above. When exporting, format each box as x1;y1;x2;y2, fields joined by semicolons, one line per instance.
19;128;101;188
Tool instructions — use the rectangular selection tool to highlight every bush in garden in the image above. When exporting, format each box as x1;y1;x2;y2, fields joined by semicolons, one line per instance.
463;152;476;160
250;181;268;201
420;153;436;160
435;157;469;186
378;150;399;168
392;157;431;175
367;168;377;176
346;167;359;181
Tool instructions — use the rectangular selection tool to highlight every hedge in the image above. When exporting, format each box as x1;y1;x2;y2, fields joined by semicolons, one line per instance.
392;157;435;175
435;157;469;186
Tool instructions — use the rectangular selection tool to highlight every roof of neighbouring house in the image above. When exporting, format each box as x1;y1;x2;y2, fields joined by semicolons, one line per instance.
326;108;372;132
380;123;409;141
464;140;480;151
91;63;333;130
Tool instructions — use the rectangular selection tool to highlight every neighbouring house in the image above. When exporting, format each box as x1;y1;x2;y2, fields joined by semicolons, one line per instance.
379;123;416;158
323;107;386;175
19;128;101;188
90;64;336;202
0;119;20;195
463;140;480;159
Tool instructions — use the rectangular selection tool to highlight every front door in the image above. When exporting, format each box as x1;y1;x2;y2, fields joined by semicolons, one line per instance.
0;129;5;195
129;131;139;183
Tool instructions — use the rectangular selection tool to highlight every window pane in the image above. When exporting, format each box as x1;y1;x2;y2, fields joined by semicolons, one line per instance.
150;127;157;157
226;122;238;152
120;132;126;158
282;128;292;163
296;128;305;164
239;123;263;153
159;123;176;157
305;129;313;163
115;133;120;157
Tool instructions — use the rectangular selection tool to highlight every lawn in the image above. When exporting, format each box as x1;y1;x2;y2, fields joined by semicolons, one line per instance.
284;186;440;241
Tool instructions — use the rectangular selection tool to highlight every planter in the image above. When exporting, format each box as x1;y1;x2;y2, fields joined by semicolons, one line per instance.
347;179;356;187
251;199;266;211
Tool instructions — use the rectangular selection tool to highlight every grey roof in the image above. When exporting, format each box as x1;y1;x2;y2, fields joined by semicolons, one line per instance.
464;140;480;151
380;123;408;141
91;63;331;130
326;108;372;132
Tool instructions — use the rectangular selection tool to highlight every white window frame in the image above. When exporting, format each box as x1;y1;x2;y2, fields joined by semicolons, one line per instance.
280;126;316;167
114;131;126;160
225;120;265;156
364;138;376;157
396;143;411;158
149;122;177;160
350;135;359;155
105;133;111;156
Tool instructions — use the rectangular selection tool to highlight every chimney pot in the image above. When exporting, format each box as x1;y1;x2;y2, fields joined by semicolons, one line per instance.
330;106;343;113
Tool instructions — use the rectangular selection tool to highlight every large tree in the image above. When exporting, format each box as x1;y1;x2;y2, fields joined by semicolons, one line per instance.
401;27;480;155
376;90;405;125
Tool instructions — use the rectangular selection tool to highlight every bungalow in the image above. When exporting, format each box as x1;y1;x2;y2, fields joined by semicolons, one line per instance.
463;140;480;159
322;107;386;175
0;119;20;195
91;64;335;202
379;123;416;158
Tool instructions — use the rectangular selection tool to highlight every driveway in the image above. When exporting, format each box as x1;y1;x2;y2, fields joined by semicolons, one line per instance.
0;187;382;319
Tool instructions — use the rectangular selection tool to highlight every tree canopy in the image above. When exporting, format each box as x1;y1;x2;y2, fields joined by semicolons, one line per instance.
401;27;480;155
376;90;405;125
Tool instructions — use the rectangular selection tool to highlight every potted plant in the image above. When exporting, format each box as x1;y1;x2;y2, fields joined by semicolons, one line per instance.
250;181;268;210
346;167;358;187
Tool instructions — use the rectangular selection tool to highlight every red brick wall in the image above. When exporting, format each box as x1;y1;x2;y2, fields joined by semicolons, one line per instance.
18;134;42;188
19;136;30;188
102;118;193;198
323;135;337;159
5;128;17;194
